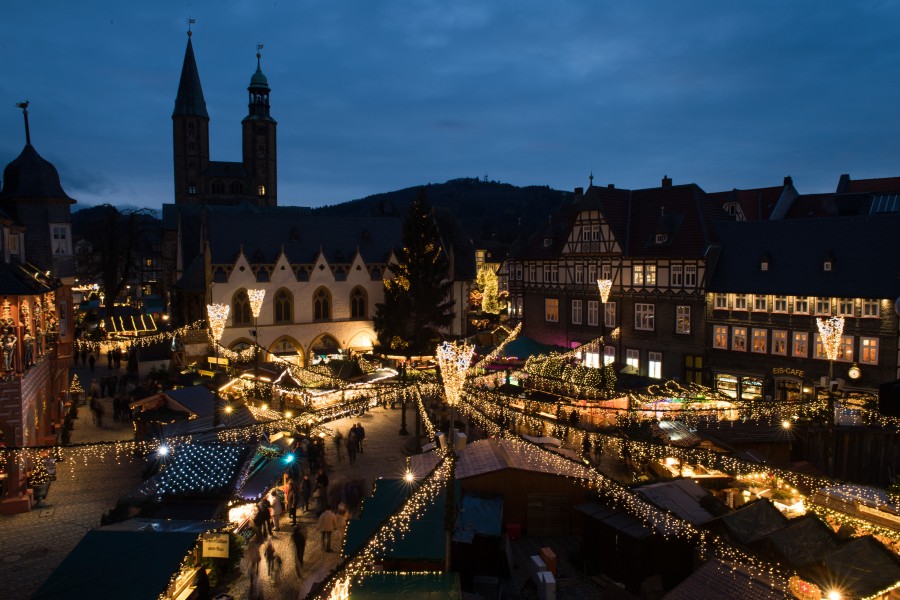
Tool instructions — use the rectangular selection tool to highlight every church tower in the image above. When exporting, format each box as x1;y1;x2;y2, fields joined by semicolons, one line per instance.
241;47;278;207
172;30;210;205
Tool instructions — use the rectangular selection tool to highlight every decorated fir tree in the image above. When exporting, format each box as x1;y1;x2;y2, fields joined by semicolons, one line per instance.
69;374;83;396
28;458;51;487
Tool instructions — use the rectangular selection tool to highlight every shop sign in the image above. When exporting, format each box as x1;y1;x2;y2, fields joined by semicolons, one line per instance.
772;367;804;378
202;532;229;558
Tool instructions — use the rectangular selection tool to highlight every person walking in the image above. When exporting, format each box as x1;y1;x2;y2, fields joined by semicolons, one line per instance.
317;507;337;552
264;539;276;577
300;474;312;513
291;524;307;577
315;468;329;514
334;503;348;553
257;494;273;537
356;422;366;453
286;479;299;526
269;490;283;532
347;429;358;465
333;430;344;463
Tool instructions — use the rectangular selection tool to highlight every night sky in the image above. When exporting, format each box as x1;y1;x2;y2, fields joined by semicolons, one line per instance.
2;1;899;211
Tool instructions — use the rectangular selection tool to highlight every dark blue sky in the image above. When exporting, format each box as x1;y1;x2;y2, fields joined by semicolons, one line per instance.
2;1;899;210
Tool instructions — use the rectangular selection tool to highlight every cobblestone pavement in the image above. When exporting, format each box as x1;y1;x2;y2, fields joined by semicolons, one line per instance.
226;404;414;600
0;360;142;600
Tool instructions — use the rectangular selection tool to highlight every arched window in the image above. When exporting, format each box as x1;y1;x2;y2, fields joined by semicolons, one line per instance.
350;287;367;319
232;289;252;326
313;287;331;321
230;181;244;195
211;180;225;194
274;288;293;324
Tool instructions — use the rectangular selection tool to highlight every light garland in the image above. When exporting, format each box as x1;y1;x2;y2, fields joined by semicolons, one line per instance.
139;443;247;499
470;322;522;372
435;341;474;407
74;321;206;352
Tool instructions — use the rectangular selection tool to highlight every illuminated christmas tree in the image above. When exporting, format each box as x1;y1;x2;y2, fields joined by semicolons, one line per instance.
69;374;83;396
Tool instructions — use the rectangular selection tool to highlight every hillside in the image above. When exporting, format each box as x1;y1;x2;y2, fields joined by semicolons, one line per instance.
311;178;573;249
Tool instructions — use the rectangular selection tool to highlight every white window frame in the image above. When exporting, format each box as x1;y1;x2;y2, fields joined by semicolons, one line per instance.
732;327;748;352
774;295;789;313
604;302;616;328
633;264;645;286
815;297;831;315
645;265;657;286
794;296;809;314
837;298;854;317
515;264;523;281
772;330;788;355
684;265;697;288
670;265;683;287
626;349;639;371
600;263;612;281
550;264;559;283
571;299;583;325
751;328;767;353
713;325;728;349
51;223;73;256
792;332;808;357
575;267;584;285
634;303;655;331
862;299;880;318
649;352;662;379
861;337;879;365
815;333;853;362
588;264;597;283
587;300;599;326
528;264;536;282
603;346;615;366
714;293;728;310
734;294;748;311
752;294;767;312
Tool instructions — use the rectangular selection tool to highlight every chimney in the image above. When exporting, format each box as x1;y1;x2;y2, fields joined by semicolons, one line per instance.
608;183;615;189
783;175;793;187
662;175;672;188
574;187;583;201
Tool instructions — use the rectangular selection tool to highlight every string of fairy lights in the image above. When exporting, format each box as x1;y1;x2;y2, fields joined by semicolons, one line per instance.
74;321;206;352
469;322;522;372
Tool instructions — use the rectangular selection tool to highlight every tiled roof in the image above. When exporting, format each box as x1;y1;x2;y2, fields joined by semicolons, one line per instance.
707;185;785;221
841;175;900;194
709;214;900;297
173;37;208;118
664;559;790;599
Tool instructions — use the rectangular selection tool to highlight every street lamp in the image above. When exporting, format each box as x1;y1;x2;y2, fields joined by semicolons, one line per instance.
816;315;844;476
207;303;230;427
247;289;266;401
597;279;612;365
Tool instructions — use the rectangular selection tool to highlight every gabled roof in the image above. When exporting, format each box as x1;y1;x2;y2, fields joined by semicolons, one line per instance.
837;174;900;194
173;36;208;118
819;535;900;598
634;478;718;525
454;438;592;480
709;214;900;297
664;559;790;600
764;516;837;567
206;211;401;265
716;499;788;545
707;185;786;221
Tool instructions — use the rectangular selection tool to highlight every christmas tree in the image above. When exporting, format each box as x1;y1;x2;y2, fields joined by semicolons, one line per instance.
69;374;83;395
28;458;51;487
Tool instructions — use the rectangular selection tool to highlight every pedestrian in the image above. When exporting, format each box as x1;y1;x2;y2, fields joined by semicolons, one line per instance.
269;489;283;531
114;347;122;369
252;504;268;540
356;422;366;453
243;538;261;578
95;401;104;428
286;479;299;526
88;353;95;371
315;468;329;513
347;430;357;465
334;503;348;552
264;539;276;577
300;474;312;513
107;349;113;369
317;506;337;552
333;430;344;463
291;524;307;576
257;494;273;536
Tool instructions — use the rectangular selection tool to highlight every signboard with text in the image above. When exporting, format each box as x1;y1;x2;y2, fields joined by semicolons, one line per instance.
201;532;229;558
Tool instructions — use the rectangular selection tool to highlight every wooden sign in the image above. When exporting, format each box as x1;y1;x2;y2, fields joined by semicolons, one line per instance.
201;532;229;558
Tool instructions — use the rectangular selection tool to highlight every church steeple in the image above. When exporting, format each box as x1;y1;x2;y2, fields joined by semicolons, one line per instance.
242;44;277;206
173;32;209;118
173;28;210;205
244;45;274;122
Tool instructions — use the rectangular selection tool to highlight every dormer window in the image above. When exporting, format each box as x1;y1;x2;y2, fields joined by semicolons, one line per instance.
822;253;834;272
725;203;736;216
655;233;668;244
543;238;553;247
187;183;198;195
823;260;832;272
760;254;771;272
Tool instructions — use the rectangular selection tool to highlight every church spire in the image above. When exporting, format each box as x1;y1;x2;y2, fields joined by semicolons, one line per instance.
173;28;208;118
245;43;274;121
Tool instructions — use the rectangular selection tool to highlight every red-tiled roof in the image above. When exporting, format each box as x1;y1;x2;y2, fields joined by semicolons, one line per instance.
707;186;785;220
843;176;900;194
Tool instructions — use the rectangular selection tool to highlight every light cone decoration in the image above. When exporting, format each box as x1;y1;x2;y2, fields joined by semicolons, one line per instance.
597;279;613;303
207;303;230;343
816;316;844;361
247;289;266;318
436;340;475;407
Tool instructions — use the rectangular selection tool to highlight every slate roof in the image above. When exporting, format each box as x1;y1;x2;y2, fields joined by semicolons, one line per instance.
634;478;718;525
709;214;900;297
664;559;790;600
838;174;900;194
173;36;208;118
0;144;76;203
206;211;401;265
516;182;723;261
781;192;875;218
707;185;786;221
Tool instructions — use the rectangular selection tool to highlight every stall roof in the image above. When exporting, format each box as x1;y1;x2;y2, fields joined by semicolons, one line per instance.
33;526;213;600
715;499;788;545
349;572;461;599
764;516;838;567
819;535;900;598
635;479;718;525
663;559;790;600
455;439;592;480
576;501;654;540
343;478;450;561
453;494;503;543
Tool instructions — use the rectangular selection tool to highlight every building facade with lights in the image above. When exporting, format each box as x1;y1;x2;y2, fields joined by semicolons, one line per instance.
0;108;76;513
706;214;900;404
503;177;722;383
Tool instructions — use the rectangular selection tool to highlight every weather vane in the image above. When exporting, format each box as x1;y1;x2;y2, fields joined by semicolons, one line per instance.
15;100;30;145
188;17;196;36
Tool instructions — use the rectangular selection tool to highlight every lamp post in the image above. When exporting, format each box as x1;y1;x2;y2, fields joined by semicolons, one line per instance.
817;315;844;476
207;303;230;427
247;289;266;401
597;279;612;365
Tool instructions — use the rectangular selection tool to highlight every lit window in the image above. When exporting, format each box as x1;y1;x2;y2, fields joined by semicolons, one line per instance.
582;350;600;369
258;185;266;196
792;332;808;357
815;334;853;362
732;327;747;351
772;330;787;355
545;298;559;322
626;349;639;371
649;352;662;379
861;337;879;365
815;297;831;315
587;301;599;326
633;265;645;286
635;303;654;331
752;329;767;353
603;346;615;365
676;305;690;334
645;265;657;286
713;326;728;349
571;299;583;325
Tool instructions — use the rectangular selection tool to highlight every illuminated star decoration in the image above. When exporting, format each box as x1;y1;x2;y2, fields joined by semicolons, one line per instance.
435;340;475;407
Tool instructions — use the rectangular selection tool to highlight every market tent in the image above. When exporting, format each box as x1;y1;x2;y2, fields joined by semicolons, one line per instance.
816;535;900;599
453;494;503;543
764;516;838;567
343;478;449;563
497;336;558;360
714;499;788;545
664;559;790;599
33;528;203;600
349;572;461;599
